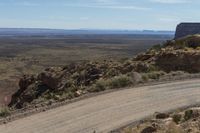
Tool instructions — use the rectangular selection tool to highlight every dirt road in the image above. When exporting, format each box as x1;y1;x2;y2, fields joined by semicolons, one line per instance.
1;79;200;133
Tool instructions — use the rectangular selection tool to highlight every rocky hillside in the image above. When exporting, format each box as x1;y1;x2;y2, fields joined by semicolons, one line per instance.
122;107;200;133
8;35;200;109
135;35;200;73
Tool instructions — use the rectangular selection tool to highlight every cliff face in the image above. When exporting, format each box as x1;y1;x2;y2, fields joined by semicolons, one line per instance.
175;23;200;39
155;50;200;73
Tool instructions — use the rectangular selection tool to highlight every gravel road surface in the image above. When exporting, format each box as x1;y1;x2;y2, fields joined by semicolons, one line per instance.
1;79;200;133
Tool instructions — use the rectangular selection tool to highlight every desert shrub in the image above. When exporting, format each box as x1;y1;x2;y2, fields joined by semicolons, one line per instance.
165;35;200;49
91;79;108;92
173;114;182;124
44;92;58;100
163;40;175;47
90;75;132;92
184;110;193;121
0;107;10;117
151;44;162;51
146;71;166;80
119;57;129;63
187;37;200;48
147;73;159;79
71;72;79;78
174;42;188;49
108;75;132;89
163;38;198;49
134;62;150;73
147;65;159;72
169;71;186;76
106;68;120;77
141;74;149;82
196;46;200;50
66;91;76;99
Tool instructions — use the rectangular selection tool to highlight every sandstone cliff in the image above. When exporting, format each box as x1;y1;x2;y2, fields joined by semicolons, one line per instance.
175;23;200;39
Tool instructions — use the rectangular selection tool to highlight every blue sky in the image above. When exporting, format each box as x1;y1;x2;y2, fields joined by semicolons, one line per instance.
0;0;199;30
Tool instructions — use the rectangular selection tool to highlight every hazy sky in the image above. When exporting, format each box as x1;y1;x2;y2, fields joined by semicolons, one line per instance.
0;0;199;30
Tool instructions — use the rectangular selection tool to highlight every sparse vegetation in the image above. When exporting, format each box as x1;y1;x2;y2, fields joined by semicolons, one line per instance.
142;71;166;80
2;27;200;133
6;34;200;110
184;109;193;121
172;114;182;124
0;34;169;105
90;75;132;92
0;107;10;118
108;75;132;89
90;79;107;92
141;74;149;82
151;44;162;51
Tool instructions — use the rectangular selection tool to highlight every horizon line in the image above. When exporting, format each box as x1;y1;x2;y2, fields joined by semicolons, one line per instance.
0;27;175;32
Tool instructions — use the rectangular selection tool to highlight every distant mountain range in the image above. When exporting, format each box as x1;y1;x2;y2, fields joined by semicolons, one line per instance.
0;28;174;36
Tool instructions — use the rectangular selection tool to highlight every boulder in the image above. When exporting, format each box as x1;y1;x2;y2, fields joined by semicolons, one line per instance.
9;75;35;107
19;75;35;91
156;113;169;119
141;126;157;133
37;72;59;89
130;72;142;83
184;108;200;121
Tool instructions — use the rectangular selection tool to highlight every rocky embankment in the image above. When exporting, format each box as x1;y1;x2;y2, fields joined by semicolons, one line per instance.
121;107;200;133
7;35;200;110
135;35;200;73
